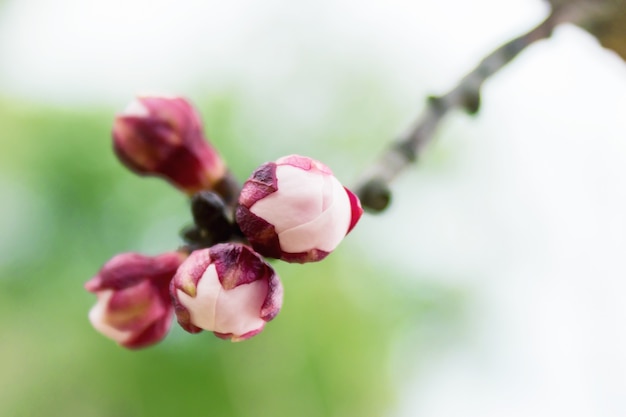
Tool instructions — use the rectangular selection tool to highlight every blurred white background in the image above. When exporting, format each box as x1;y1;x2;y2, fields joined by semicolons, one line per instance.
1;0;625;416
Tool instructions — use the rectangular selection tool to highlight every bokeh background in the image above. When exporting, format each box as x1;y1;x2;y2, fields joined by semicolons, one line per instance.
1;0;625;416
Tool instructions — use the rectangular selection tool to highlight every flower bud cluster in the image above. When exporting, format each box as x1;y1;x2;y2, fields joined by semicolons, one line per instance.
85;95;363;349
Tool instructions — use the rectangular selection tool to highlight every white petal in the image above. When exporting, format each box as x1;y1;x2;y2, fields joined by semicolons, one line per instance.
278;177;351;253
214;279;268;336
321;173;334;211
250;165;323;233
88;290;133;344
176;264;268;336
123;99;149;117
176;264;222;330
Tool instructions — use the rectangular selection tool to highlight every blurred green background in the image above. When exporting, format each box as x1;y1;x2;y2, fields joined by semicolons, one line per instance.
4;1;625;416
0;95;462;417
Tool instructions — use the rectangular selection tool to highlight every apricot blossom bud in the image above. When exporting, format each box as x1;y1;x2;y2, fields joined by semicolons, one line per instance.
112;96;227;195
236;155;363;263
85;251;186;349
170;243;283;341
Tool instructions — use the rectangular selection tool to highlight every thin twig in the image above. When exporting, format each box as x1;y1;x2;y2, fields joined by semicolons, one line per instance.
355;10;565;212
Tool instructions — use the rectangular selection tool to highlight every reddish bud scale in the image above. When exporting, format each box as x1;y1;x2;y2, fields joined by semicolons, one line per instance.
85;252;184;292
344;186;362;233
237;162;282;259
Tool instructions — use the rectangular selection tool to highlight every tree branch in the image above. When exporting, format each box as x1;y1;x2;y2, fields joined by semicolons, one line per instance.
355;9;567;212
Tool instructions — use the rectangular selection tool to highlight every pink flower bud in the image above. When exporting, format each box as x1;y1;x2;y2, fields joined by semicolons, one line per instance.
85;251;186;349
112;96;227;195
170;243;283;342
236;155;363;263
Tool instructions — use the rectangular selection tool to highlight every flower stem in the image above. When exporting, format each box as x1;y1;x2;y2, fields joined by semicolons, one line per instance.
354;9;567;212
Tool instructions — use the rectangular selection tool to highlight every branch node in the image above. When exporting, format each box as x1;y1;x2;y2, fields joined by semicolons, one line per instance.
357;178;392;213
395;140;418;163
461;89;481;115
426;95;446;113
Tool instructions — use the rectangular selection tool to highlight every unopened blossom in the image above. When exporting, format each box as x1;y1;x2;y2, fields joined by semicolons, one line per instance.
236;154;363;263
170;243;283;342
85;251;186;349
112;96;229;195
